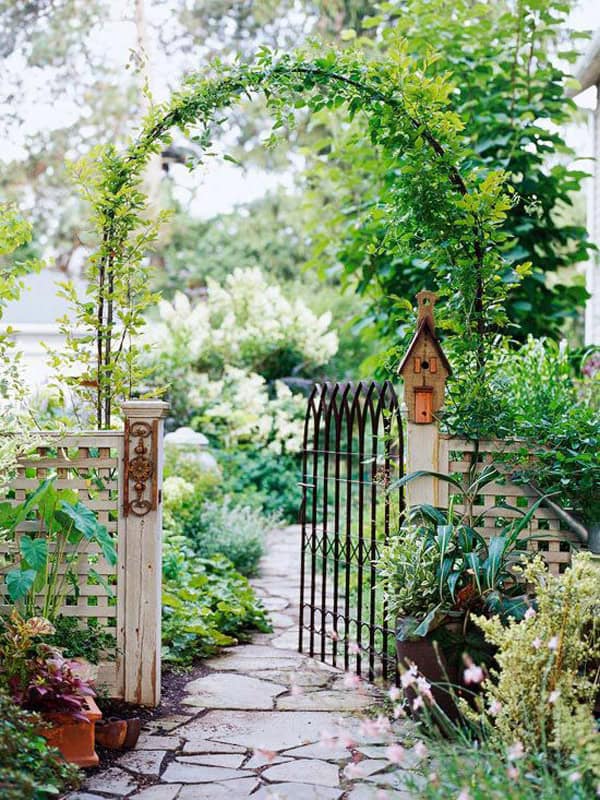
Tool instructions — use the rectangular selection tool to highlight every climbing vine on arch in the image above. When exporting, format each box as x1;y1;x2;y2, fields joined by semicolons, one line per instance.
55;38;528;429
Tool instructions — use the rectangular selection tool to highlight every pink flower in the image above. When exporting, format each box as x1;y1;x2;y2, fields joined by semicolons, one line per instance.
463;663;484;685
393;704;406;719
344;762;365;779
328;629;339;641
569;772;582;783
457;789;471;800
524;607;536;620
400;663;418;688
344;672;362;690
349;641;360;655
428;772;439;786
412;695;424;711
507;766;519;780
340;732;357;749
388;686;401;702
385;744;405;764
320;730;339;749
548;689;560;705
416;675;433;700
489;700;502;716
532;637;542;650
548;636;559;651
254;748;277;763
414;741;428;759
374;715;391;735
508;741;524;761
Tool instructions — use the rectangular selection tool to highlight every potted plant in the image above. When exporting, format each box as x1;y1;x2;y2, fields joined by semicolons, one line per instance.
0;612;102;767
379;465;542;713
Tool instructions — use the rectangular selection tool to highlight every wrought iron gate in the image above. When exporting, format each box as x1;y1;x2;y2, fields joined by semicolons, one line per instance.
298;381;405;683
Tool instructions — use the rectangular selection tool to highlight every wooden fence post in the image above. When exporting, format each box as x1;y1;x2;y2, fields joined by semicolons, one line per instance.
121;400;168;706
405;421;446;508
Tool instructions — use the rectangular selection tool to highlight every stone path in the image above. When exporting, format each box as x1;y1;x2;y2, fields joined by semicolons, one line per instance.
68;526;419;800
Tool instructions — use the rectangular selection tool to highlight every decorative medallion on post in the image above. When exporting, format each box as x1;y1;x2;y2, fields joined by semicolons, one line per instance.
398;291;452;423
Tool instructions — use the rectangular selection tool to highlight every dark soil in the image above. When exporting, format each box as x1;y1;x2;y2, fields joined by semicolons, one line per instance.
90;660;211;773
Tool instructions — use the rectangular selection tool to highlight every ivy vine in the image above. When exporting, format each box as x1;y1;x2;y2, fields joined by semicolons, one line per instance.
57;39;527;428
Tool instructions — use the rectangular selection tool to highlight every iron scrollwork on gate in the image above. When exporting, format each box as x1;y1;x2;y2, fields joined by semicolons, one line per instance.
299;381;405;683
123;420;159;517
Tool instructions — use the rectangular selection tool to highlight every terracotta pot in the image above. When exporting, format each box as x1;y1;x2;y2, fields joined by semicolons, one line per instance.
396;636;459;719
95;716;141;750
39;696;102;768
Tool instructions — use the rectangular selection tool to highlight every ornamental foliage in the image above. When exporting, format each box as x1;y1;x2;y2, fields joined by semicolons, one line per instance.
474;555;600;782
61;38;524;426
305;0;590;344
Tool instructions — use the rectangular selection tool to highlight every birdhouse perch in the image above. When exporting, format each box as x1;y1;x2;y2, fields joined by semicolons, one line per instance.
398;291;451;424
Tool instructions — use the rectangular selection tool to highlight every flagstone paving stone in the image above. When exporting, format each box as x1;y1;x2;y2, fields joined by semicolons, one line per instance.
262;758;340;786
183;672;287;709
252;783;343;800
116;749;167;776
276;689;374;712
161;763;248;783
72;526;414;800
129;786;182;800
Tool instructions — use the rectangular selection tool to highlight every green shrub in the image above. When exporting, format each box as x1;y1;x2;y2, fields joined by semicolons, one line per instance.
161;537;271;667
0;689;80;800
174;499;267;577
219;448;302;522
163;448;222;498
44;616;116;665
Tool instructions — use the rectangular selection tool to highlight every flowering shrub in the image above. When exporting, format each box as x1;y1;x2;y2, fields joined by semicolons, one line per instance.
150;268;338;380
472;555;600;777
189;367;305;453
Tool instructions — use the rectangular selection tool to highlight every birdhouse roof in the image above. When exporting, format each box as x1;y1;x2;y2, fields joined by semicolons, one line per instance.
397;317;452;375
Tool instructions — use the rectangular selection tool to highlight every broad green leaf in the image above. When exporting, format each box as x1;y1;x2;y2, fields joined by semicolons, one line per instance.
55;500;101;540
5;568;37;601
20;535;48;571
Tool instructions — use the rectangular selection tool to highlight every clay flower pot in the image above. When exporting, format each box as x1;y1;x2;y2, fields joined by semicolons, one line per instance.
40;696;102;767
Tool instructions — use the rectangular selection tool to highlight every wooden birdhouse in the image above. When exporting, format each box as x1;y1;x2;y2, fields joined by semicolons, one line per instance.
398;291;451;424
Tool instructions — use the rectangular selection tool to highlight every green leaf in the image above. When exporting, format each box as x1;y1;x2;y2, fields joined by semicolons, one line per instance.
55;500;101;540
20;535;48;571
5;568;37;601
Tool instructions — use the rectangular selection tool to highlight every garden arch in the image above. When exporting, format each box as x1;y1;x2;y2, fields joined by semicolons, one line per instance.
64;43;502;430
53;43;520;687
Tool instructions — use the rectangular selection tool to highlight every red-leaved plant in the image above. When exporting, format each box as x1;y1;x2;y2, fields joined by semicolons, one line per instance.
0;611;96;723
13;649;96;723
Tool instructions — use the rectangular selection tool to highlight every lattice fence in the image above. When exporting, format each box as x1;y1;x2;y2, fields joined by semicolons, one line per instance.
0;432;124;694
0;401;167;705
439;436;580;575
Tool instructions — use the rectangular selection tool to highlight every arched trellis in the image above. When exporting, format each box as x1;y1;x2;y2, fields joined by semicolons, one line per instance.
298;380;404;682
59;42;510;428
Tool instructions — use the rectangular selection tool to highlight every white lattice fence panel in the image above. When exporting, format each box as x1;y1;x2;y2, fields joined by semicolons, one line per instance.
0;432;125;696
440;437;580;576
